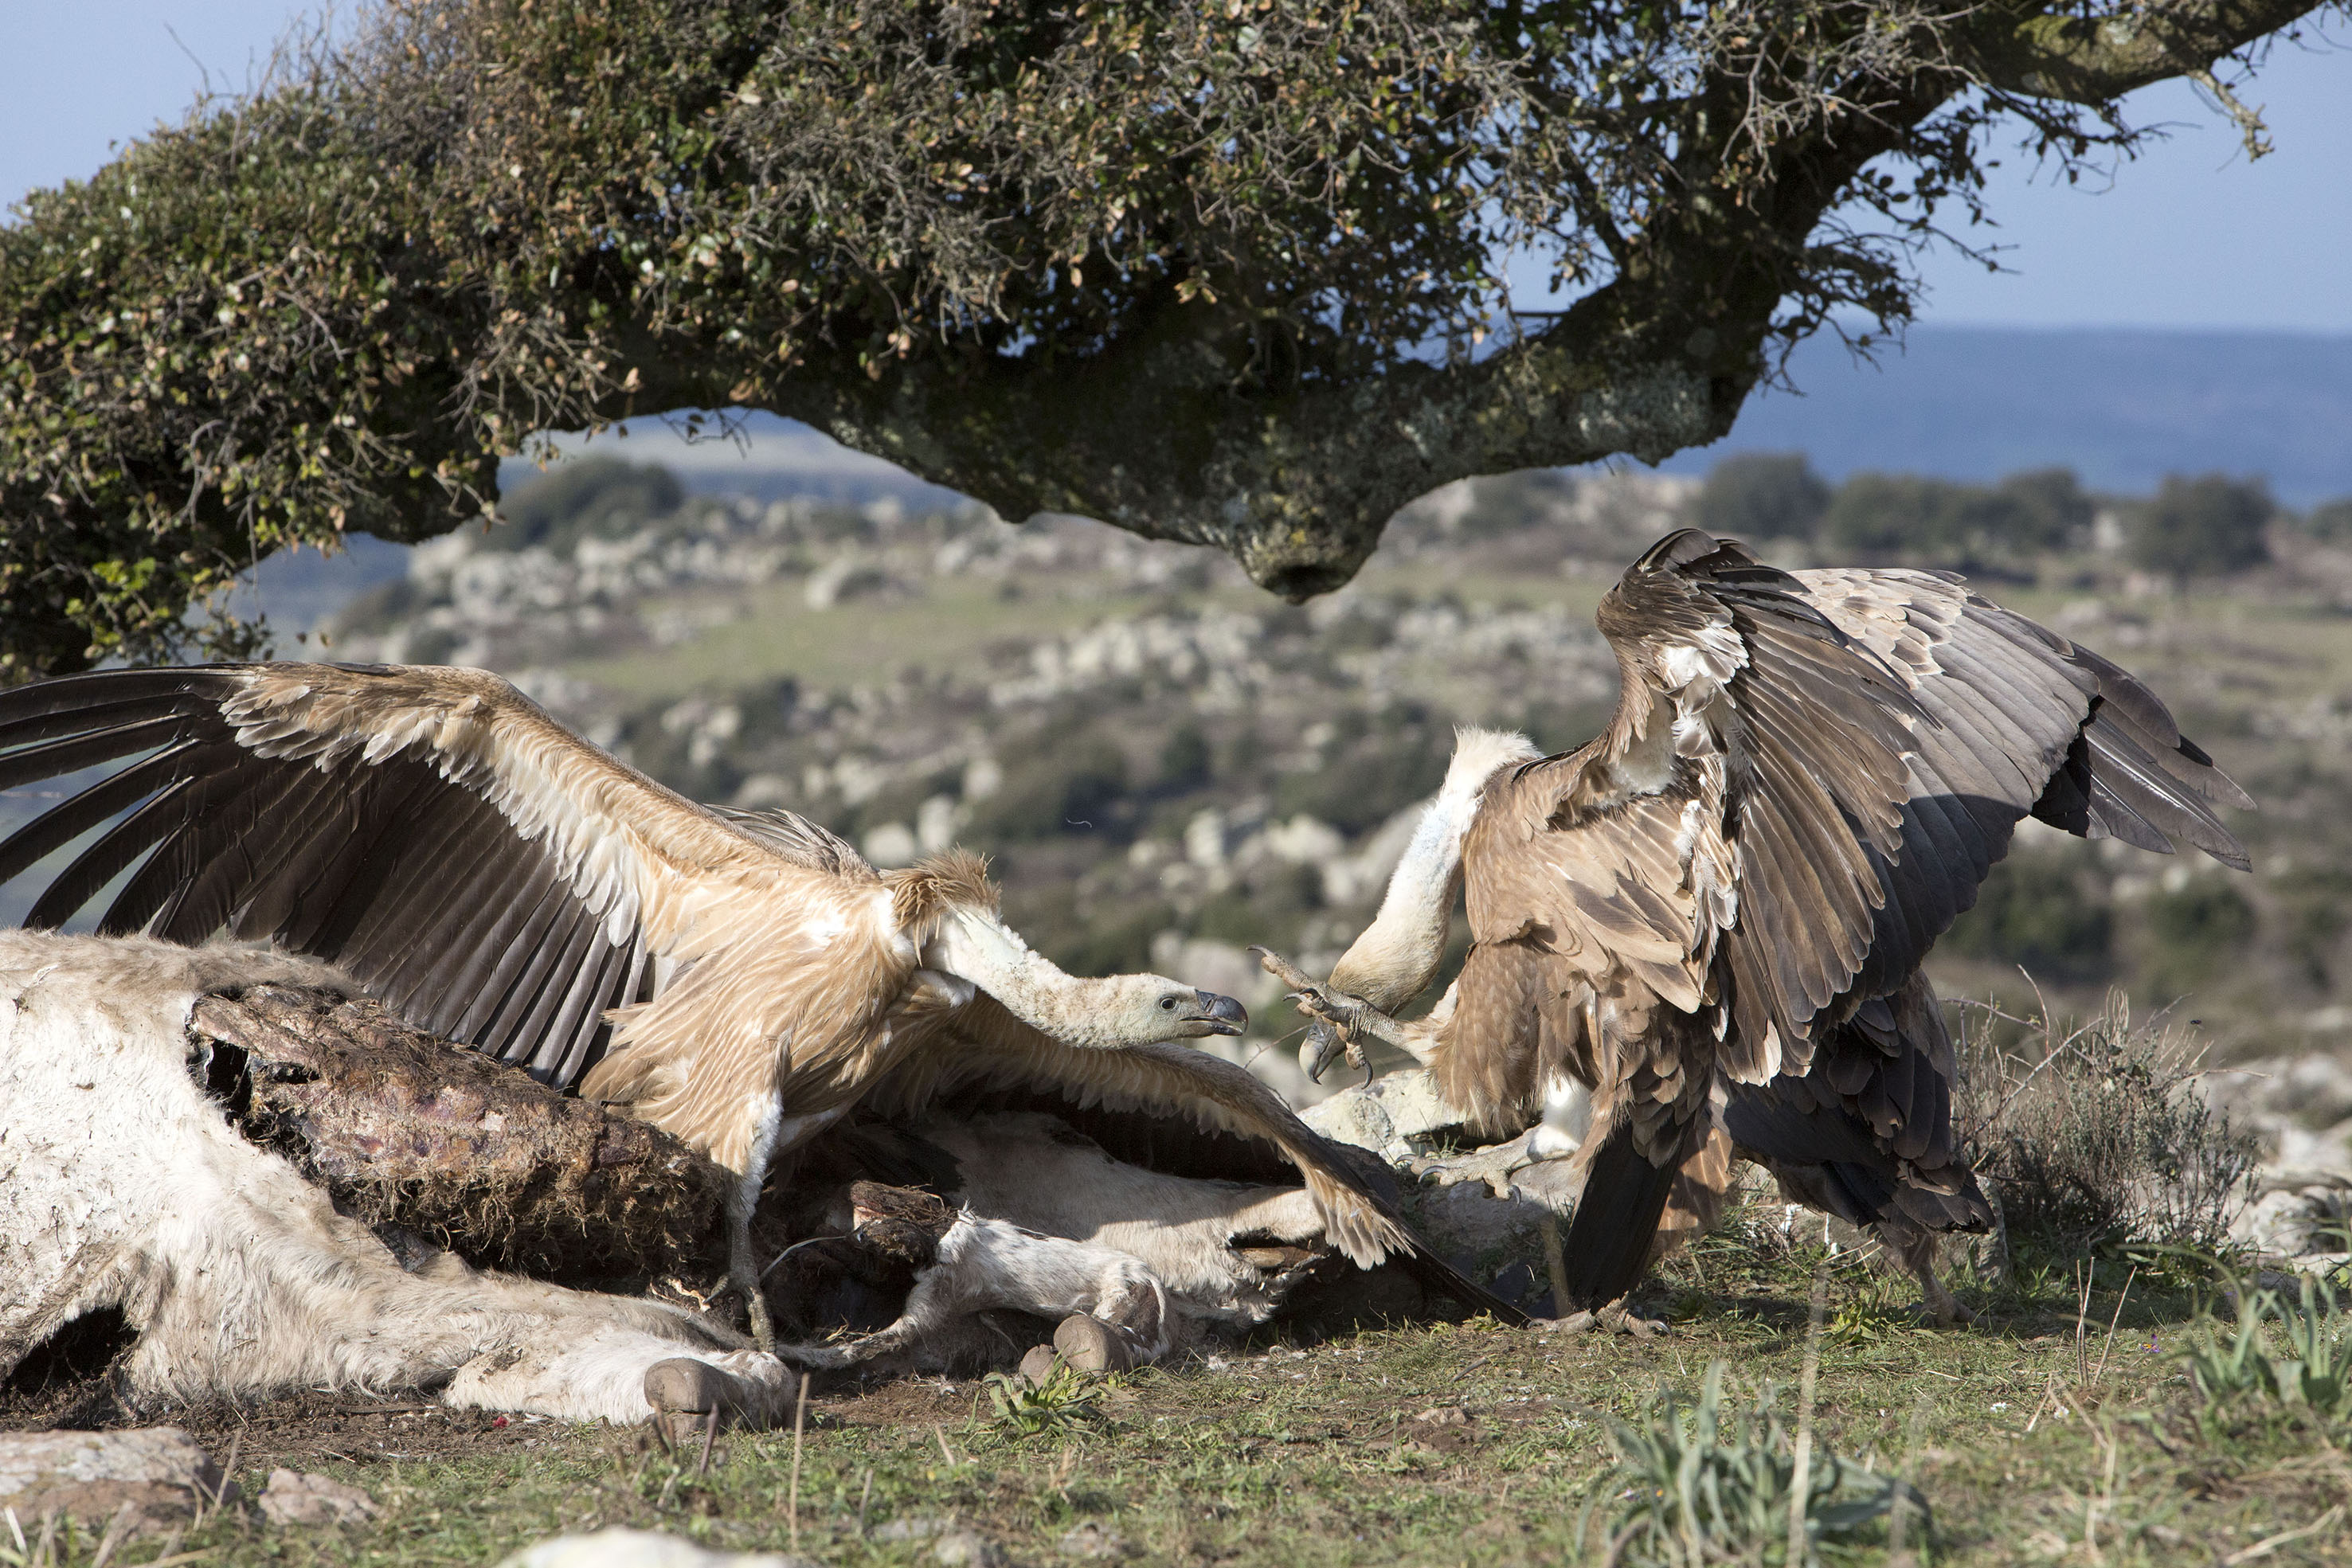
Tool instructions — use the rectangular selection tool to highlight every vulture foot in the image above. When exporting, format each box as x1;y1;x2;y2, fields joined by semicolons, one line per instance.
1406;1129;1546;1197
1884;1222;1974;1328
1250;946;1392;1084
1540;1307;1670;1339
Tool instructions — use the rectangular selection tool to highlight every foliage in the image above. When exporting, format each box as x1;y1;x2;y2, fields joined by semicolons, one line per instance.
492;456;684;554
1692;454;1831;543
1820;467;2092;564
1943;850;2115;982
1957;994;2257;1258
2307;496;2352;544
1591;1359;1928;1566
2182;1277;2352;1430
982;1363;1104;1437
2143;878;2259;990
2131;474;2276;581
0;0;2327;677
964;734;1132;843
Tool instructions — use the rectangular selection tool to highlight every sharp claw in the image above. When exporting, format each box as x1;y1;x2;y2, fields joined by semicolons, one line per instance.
1302;1019;1344;1083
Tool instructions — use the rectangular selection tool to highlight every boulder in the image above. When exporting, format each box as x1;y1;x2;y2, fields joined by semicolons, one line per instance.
0;1428;233;1534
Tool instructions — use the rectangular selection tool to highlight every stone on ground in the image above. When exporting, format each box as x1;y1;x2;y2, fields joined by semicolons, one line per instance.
0;1428;233;1534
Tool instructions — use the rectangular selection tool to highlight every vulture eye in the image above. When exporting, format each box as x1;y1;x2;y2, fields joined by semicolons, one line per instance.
1159;996;1179;1011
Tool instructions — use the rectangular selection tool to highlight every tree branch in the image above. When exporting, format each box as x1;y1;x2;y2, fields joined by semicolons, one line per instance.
1969;0;2321;104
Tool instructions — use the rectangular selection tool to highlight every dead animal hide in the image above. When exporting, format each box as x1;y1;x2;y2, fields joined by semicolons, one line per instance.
190;985;726;1280
919;1111;1336;1328
784;1198;1170;1374
0;931;795;1426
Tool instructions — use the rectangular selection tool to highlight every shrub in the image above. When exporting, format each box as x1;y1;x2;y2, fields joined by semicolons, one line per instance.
1272;736;1449;835
1992;467;2095;551
2143;878;2257;991
1956;994;2257;1258
1153;724;1214;794
2131;474;2274;580
1691;453;1832;543
1943;851;2114;982
965;737;1131;843
2307;496;2352;545
1819;467;2086;564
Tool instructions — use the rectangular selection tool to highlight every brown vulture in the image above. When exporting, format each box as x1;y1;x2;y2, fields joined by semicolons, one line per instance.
1264;530;2251;1319
0;663;1509;1347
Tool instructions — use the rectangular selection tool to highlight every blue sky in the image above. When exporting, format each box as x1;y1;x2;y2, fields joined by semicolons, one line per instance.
7;2;2349;333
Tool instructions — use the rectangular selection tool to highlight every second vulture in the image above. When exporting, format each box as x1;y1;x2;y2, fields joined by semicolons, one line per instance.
1267;529;2249;1319
0;662;1504;1347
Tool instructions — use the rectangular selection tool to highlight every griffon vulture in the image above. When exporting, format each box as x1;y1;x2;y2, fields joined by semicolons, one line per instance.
0;663;1496;1347
1263;530;2250;1318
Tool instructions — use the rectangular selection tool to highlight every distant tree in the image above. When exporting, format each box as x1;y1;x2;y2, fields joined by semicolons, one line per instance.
1823;464;2097;564
1992;467;2096;552
2304;496;2352;545
1943;852;2114;983
1821;471;1961;557
0;0;2332;677
2131;474;2276;581
492;457;683;554
2143;878;2258;990
1692;453;1832;542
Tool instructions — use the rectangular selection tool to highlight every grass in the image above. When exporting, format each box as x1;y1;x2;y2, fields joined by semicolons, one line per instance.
21;1245;2352;1567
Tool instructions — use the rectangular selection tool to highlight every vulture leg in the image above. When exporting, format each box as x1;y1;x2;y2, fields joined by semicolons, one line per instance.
725;1197;778;1353
1880;1216;1973;1326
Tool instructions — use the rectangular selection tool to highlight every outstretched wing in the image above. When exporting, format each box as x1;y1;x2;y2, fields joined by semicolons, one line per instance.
1794;565;2249;1001
859;993;1525;1320
1476;531;2248;1083
0;663;863;1087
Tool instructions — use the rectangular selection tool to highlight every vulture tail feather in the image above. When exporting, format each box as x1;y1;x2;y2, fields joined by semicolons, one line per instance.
1557;1118;1684;1312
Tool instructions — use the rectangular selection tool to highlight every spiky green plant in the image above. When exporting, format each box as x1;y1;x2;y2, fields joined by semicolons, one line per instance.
1591;1359;1929;1566
982;1362;1105;1437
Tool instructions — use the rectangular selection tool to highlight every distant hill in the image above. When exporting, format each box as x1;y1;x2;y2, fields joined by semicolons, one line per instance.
1656;325;2352;504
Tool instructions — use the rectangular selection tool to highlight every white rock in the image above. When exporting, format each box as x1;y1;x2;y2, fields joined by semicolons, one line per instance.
916;795;964;854
0;1428;233;1533
1262;815;1344;866
1304;1070;1468;1163
863;822;922;869
1184;808;1228;870
499;1529;818;1568
259;1468;377;1526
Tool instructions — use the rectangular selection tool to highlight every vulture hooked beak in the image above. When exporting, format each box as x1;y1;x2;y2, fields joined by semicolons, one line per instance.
1189;990;1249;1036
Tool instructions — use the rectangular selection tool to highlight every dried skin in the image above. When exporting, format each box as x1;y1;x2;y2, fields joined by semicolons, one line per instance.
190;985;724;1279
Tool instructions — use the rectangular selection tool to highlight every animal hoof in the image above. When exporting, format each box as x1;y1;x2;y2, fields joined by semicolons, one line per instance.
1018;1344;1061;1387
644;1357;794;1427
1053;1315;1135;1374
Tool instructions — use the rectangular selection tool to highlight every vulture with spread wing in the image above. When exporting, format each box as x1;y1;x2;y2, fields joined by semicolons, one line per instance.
1266;530;2251;1319
0;663;1505;1346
